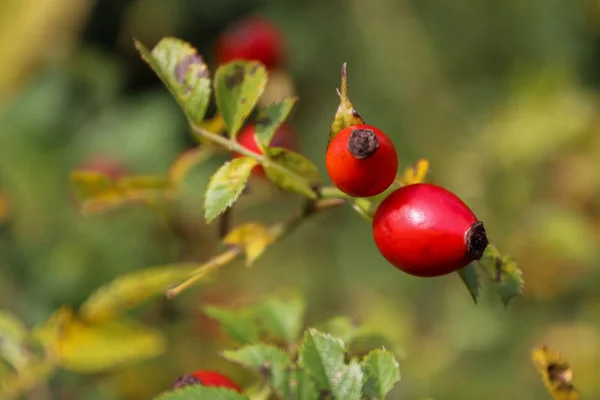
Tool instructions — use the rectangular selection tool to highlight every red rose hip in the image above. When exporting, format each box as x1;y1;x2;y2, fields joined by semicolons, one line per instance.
171;370;242;392
326;124;398;197
372;183;489;277
233;123;297;176
216;16;284;70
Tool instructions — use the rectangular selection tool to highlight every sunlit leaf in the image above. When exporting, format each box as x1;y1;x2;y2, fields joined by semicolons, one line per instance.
202;306;259;344
0;311;30;370
223;222;274;266
531;346;579;400
298;329;363;400
254;98;297;149
264;148;320;199
154;386;246;400
33;308;165;373
328;63;365;146
222;344;290;397
399;159;430;186
80;265;197;322
135;38;211;124
457;264;480;304
478;245;524;307
168;147;215;184
214;61;268;138
257;290;305;345
204;157;258;223
362;349;400;399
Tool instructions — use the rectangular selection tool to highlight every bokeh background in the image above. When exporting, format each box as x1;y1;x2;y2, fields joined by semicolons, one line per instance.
2;0;600;399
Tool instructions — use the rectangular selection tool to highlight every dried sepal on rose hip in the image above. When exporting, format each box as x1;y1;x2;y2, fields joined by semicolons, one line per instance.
232;122;298;176
215;15;285;70
372;183;489;277
326;124;398;197
171;370;242;392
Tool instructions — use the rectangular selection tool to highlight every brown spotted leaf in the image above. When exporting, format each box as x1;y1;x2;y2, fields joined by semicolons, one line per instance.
328;63;365;146
214;61;268;138
222;344;290;398
532;346;580;400
135;38;211;124
254;97;297;150
478;245;524;307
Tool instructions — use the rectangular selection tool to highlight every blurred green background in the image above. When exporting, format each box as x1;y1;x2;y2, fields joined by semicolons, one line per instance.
2;0;600;399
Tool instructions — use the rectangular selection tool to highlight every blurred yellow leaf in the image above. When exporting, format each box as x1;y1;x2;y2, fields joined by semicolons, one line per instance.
398;159;430;186
33;307;165;373
168;147;215;184
532;346;580;400
80;265;198;322
223;222;274;266
0;192;10;224
69;171;174;214
0;361;55;400
196;113;227;136
0;311;30;370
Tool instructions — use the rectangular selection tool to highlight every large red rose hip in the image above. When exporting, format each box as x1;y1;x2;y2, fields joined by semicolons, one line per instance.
215;16;284;70
326;124;398;197
372;183;489;277
171;370;242;392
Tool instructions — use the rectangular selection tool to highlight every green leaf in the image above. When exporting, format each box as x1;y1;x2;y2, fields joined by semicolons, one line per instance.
202;306;259;344
222;344;289;397
154;386;247;400
214;61;268;138
362;349;401;399
264;149;320;199
254;98;297;149
257;290;305;345
298;329;363;400
204;157;259;223
478;245;524;307
456;264;480;304
328;63;365;146
288;367;319;400
80;265;198;322
0;311;30;370
33;309;165;373
223;222;275;266
135;38;211;124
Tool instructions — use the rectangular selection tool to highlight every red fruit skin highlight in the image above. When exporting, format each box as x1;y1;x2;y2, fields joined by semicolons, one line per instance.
232;123;297;176
216;16;284;70
372;183;487;277
326;124;398;197
191;370;242;393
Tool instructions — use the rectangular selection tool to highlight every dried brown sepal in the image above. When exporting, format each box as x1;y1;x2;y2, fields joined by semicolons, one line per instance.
531;346;580;400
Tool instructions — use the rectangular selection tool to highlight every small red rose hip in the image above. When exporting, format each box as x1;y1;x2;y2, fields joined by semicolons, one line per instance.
171;370;242;392
326;124;398;197
233;123;297;176
216;16;284;70
372;183;489;277
80;155;127;181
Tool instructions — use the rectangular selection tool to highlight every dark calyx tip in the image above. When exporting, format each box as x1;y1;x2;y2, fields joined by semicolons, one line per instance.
348;128;379;159
171;374;201;390
466;221;489;260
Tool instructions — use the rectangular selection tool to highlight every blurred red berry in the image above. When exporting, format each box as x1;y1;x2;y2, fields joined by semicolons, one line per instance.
79;155;127;181
215;16;285;70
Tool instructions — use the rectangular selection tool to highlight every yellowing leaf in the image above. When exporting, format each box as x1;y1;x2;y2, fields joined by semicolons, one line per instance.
478;245;524;307
214;61;268;138
223;222;274;266
33;308;165;373
328;63;365;146
80;265;198;322
532;346;580;400
196;113;227;136
264;148;320;199
70;170;116;201
204;157;258;223
0;311;30;370
399;159;430;186
0;361;55;400
168;147;215;184
0;192;10;224
135;38;211;125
